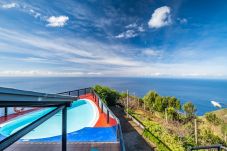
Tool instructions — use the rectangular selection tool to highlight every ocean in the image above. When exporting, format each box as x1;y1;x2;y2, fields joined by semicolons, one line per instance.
0;77;226;115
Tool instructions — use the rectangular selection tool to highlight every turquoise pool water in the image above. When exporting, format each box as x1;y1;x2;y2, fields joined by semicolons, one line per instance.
0;99;99;140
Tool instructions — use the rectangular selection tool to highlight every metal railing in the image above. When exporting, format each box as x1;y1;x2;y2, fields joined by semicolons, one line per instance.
189;144;227;151
0;87;125;151
92;89;126;151
59;87;126;151
0;87;74;151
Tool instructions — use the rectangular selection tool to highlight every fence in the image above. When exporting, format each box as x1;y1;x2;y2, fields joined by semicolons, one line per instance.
0;87;74;151
58;87;126;151
189;145;227;151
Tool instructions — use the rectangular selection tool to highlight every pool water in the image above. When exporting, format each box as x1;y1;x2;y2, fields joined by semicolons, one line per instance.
0;99;99;140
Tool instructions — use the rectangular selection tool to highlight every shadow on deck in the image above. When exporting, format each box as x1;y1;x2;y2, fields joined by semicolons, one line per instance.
110;106;155;151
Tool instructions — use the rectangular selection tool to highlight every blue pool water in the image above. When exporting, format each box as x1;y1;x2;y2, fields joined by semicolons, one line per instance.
0;99;99;140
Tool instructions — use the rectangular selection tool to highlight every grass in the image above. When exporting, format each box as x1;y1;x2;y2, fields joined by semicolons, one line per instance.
130;109;185;151
129;107;227;150
199;109;227;140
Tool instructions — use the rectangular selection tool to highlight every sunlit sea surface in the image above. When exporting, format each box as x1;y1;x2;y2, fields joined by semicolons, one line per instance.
0;77;226;115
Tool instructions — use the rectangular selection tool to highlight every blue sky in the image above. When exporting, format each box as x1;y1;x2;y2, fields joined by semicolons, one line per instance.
0;0;227;78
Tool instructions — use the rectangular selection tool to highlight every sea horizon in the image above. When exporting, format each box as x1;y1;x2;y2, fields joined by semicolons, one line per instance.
0;77;226;116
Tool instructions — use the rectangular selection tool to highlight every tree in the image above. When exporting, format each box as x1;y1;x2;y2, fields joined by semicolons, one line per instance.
143;91;158;111
154;96;168;112
168;97;181;110
167;107;179;121
93;85;120;106
183;102;196;119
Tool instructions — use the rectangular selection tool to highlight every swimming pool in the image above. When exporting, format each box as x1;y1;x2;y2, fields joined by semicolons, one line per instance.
0;99;99;140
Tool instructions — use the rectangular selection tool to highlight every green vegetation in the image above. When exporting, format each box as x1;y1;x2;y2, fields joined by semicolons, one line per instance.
205;112;222;125
94;85;227;150
131;113;184;151
183;102;197;120
93;85;120;106
143;91;181;120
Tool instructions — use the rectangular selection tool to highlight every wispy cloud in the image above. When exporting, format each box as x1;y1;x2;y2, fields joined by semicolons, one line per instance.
46;16;69;27
0;70;84;77
1;27;227;78
115;23;145;39
1;1;227;78
148;6;171;28
2;3;17;9
142;49;162;57
115;30;138;39
177;18;187;24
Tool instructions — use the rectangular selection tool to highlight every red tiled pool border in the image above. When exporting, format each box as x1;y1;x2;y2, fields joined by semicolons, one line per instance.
0;93;117;127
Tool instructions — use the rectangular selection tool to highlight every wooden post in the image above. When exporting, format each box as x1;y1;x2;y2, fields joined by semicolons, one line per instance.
194;118;198;145
225;132;226;143
137;97;139;109
127;90;129;117
165;108;168;123
133;92;136;109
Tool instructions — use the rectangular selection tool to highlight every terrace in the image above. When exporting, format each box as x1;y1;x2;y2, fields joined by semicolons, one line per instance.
0;87;125;151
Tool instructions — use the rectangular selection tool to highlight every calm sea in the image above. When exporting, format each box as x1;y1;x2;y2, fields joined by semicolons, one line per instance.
0;77;226;115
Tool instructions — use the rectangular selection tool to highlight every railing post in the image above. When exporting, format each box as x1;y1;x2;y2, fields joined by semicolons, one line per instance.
107;110;110;124
68;91;71;96
101;103;103;113
218;146;221;151
4;107;7;117
62;106;67;151
98;98;99;107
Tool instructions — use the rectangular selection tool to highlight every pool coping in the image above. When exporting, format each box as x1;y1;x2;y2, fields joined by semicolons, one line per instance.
81;98;100;127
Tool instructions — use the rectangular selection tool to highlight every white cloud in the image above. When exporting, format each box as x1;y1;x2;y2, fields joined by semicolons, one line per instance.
177;18;187;24
115;30;138;39
138;26;145;32
125;23;137;28
148;6;171;28
2;3;17;9
1;28;227;78
142;49;161;57
29;9;41;18
116;23;145;39
46;16;69;27
0;70;84;77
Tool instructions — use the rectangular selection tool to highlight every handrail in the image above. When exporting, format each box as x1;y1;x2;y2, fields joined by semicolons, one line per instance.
58;87;125;151
0;87;75;151
92;90;125;151
0;87;125;151
189;144;227;151
0;106;65;150
0;87;75;107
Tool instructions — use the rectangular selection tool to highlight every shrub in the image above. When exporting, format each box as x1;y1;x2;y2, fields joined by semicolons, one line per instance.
205;113;222;125
143;91;159;111
183;102;196;120
167;107;179;121
93;85;120;106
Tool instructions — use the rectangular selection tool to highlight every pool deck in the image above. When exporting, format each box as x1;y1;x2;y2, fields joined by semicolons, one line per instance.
0;93;117;127
5;142;120;151
0;108;40;124
79;93;117;127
